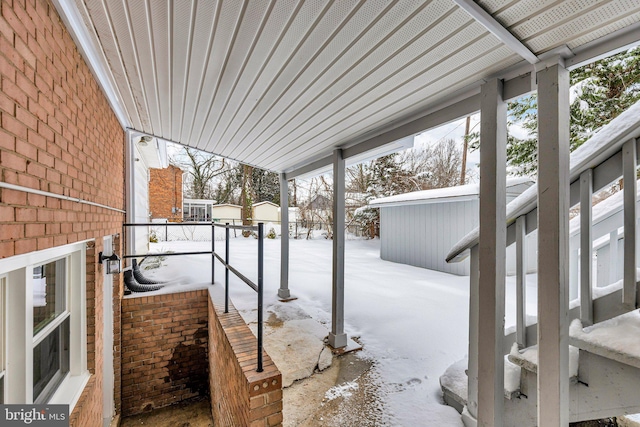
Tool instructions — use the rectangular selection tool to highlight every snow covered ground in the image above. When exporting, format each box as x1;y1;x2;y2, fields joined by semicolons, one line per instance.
140;237;530;426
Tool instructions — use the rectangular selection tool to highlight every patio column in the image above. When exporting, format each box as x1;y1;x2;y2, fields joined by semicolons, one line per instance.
329;148;347;348
466;245;480;421
536;58;570;426
279;173;291;299
477;77;507;427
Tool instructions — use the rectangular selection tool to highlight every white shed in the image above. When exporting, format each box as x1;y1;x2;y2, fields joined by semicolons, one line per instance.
370;178;534;275
252;201;280;224
211;204;242;223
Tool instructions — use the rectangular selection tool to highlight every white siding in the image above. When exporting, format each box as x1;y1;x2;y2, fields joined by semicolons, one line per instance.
134;146;150;256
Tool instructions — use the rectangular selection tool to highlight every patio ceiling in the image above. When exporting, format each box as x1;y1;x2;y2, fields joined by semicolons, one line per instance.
57;0;640;174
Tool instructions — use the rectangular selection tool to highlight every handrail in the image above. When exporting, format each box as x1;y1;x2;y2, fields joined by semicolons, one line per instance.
123;221;266;373
213;222;265;373
447;101;640;263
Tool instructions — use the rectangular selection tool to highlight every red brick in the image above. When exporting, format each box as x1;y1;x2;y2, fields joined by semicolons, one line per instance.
2;112;28;140
1;148;26;171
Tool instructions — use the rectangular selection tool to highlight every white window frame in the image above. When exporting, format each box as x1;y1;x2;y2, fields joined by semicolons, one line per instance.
0;241;89;410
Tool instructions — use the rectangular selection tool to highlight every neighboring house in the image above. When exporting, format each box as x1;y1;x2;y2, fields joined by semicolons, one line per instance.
149;165;183;222
370;178;534;275
252;201;280;224
183;198;216;222
210;204;243;223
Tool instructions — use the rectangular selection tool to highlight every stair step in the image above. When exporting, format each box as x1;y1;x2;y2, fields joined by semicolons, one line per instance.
570;309;640;369
508;344;579;378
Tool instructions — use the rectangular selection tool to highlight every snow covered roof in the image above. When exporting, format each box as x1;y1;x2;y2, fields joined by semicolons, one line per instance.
447;99;640;264
369;177;534;208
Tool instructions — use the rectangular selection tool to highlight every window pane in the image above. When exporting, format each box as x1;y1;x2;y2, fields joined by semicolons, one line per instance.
33;318;69;403
33;259;66;334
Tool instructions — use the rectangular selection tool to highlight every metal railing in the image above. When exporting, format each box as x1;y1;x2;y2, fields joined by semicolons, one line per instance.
213;222;265;372
123;221;266;372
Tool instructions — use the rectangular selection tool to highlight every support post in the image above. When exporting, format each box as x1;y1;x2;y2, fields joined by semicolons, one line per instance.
580;169;593;325
477;77;507;427
516;215;527;348
623;139;637;308
536;58;570;427
329;149;347;349
279;173;291;299
466;245;480;420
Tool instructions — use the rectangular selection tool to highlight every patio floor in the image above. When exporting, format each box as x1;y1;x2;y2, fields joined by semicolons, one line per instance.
120;396;213;427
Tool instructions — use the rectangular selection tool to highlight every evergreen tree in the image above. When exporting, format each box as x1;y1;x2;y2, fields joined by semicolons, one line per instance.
469;47;640;176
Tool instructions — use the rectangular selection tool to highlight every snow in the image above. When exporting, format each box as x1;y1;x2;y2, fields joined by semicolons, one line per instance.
571;311;640;359
144;237;469;426
369;177;533;207
324;381;359;401
510;344;579;378
447;98;640;263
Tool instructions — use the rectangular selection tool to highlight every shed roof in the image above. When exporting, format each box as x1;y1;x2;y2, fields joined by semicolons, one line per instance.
369;177;534;207
253;201;280;208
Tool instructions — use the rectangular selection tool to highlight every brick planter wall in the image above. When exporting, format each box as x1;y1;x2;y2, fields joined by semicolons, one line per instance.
121;290;209;416
208;287;283;427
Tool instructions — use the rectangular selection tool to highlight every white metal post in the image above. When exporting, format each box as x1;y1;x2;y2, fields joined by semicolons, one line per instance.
580;169;593;325
279;173;291;299
536;59;570;427
477;78;507;427
329;149;347;348
623;139;637;309
466;245;480;421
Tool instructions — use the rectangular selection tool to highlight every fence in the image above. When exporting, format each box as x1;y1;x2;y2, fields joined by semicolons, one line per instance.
148;218;376;242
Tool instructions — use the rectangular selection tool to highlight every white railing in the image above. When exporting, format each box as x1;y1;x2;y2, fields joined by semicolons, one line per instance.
445;102;640;419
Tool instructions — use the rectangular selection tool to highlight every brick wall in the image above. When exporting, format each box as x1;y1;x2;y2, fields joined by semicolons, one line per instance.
149;164;183;221
208;288;283;427
0;0;125;425
121;290;209;417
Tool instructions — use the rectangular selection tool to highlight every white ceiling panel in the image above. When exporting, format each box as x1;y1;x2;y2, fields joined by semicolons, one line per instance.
63;0;640;173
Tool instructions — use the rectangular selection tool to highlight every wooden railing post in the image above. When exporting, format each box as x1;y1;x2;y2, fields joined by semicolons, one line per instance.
516;215;527;348
580;169;593;325
623;139;637;309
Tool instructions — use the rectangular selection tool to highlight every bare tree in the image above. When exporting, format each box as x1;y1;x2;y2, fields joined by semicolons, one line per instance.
175;147;227;199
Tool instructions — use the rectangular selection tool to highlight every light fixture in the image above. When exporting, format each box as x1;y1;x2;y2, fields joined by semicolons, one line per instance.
138;135;152;146
99;252;121;274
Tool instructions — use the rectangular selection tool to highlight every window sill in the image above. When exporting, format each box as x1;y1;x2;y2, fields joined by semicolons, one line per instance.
48;371;91;411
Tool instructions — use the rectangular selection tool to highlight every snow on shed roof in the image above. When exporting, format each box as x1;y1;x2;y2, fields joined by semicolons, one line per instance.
447;99;640;264
369;177;534;208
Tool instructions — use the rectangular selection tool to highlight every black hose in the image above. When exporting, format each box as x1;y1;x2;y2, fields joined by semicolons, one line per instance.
124;270;164;292
132;259;166;284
